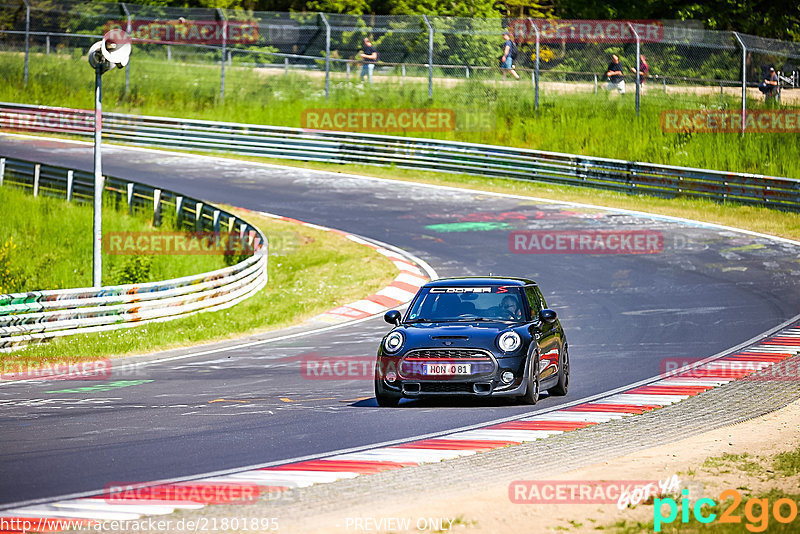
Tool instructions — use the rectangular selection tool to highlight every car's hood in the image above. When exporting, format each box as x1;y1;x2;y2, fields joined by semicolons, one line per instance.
397;321;522;347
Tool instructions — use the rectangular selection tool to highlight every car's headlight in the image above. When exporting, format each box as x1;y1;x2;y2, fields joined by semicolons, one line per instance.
498;331;521;353
384;331;404;354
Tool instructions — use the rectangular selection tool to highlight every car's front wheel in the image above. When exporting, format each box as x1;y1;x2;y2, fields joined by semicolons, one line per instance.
548;343;569;396
374;375;402;407
520;354;540;405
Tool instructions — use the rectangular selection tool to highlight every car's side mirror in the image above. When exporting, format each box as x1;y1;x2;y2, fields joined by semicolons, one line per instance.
539;309;558;324
384;310;402;326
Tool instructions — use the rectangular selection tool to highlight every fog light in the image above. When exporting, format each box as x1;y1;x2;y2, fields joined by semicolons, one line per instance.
386;372;397;383
501;371;514;384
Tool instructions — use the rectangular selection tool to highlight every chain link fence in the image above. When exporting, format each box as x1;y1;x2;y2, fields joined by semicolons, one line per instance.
1;1;799;125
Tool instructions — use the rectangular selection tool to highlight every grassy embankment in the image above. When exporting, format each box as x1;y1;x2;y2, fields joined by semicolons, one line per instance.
0;185;397;367
2;52;798;241
1;52;798;179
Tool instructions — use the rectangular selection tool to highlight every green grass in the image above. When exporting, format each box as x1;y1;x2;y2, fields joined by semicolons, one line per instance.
3;208;398;367
0;185;226;292
2;51;799;180
702;453;763;476
773;447;800;476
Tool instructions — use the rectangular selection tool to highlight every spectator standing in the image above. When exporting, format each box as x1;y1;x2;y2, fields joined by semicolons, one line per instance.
499;31;520;80
630;53;648;92
360;37;377;84
605;54;625;93
760;66;779;102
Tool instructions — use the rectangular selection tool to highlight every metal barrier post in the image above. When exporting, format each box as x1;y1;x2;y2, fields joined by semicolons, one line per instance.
66;170;73;202
195;202;204;231
320;13;330;99
121;3;131;94
216;9;227;102
33;164;40;196
22;0;30;87
46;35;50;54
93;64;103;287
175;195;184;226
422;15;433;98
127;183;134;213
733;32;747;133
153;189;162;227
284;57;288;74
0;158;5;187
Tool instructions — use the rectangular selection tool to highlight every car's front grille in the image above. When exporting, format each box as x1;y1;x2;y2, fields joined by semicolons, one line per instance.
404;348;492;360
399;348;495;379
418;382;476;393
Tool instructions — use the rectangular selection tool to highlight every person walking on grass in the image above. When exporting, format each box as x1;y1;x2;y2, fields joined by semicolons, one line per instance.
500;31;520;80
605;54;625;93
360;37;378;84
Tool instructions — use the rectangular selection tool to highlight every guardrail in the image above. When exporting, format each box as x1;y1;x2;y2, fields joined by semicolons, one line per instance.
0;154;268;352
2;101;799;211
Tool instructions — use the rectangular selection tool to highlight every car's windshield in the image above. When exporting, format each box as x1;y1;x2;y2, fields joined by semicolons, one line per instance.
406;286;526;323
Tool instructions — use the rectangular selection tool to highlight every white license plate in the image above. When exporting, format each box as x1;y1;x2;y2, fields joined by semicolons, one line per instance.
423;363;471;375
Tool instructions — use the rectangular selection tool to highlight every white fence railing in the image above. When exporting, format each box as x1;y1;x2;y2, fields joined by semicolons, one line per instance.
0;155;268;352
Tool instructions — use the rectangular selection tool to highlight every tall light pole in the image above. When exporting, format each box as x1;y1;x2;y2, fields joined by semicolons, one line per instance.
88;30;131;288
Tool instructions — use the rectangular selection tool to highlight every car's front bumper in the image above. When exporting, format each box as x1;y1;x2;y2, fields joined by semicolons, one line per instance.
377;351;528;397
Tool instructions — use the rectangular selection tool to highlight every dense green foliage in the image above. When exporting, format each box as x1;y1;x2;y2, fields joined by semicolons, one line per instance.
79;0;799;41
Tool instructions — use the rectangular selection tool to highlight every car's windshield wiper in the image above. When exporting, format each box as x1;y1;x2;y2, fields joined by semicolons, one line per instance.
453;317;504;322
405;318;431;323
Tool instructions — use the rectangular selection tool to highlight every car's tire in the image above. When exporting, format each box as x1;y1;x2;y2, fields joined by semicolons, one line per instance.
374;378;402;407
548;343;570;397
520;354;540;405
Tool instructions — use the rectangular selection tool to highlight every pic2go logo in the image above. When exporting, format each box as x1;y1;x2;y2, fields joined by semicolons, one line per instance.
654;489;799;532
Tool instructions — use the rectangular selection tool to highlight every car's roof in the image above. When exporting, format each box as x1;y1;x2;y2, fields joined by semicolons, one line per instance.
423;276;537;287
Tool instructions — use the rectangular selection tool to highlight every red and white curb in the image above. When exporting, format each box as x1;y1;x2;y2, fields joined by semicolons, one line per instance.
256;212;429;323
2;324;798;531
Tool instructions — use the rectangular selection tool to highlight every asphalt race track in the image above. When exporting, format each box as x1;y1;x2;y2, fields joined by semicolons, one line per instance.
2;136;800;507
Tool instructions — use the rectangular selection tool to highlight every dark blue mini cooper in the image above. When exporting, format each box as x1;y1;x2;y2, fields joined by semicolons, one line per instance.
375;277;569;407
